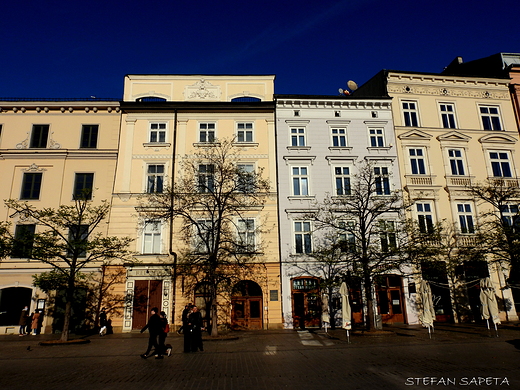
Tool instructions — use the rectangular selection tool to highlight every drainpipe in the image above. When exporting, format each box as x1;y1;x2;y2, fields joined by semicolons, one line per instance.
169;109;178;326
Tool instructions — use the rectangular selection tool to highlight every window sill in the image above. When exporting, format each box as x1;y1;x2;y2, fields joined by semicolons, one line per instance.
367;146;392;151
288;196;315;200
194;142;220;147
143;142;171;148
287;146;311;151
328;147;353;152
232;142;259;147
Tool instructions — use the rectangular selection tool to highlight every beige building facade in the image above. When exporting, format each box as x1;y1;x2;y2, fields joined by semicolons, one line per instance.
0;99;121;334
111;75;282;332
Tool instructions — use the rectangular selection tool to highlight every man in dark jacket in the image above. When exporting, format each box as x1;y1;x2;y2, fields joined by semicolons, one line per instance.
188;305;204;352
140;307;163;359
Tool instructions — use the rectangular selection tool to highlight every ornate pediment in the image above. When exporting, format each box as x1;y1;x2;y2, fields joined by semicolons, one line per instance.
398;129;433;140
437;131;471;143
184;78;221;100
479;133;518;145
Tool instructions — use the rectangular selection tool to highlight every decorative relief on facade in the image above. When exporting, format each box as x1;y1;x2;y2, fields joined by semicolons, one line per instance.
23;163;46;172
185;78;221;100
16;133;29;149
387;84;509;100
16;132;61;149
133;154;172;159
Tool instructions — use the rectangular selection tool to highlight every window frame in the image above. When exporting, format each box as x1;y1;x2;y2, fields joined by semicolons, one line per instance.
149;122;167;143
402;101;419;127
409;148;427;175
11;224;36;258
236;122;254;143
198;164;215;193
439;103;457;129
374;166;391;195
331;127;347;147
80;124;99;148
73;173;94;200
291;166;309;196
333;166;351;196
416;202;434;234
146;164;165;193
479;105;503;131
237;218;256;253
20;172;42;200
199;122;216;143
456;203;475;234
489;151;513;178
369;128;385;147
447;149;466;176
290;127;306;147
30;125;50;148
237;163;255;193
294;221;312;254
142;220;162;254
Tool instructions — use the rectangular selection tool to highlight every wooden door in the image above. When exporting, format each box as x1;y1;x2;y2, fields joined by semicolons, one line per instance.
231;297;263;330
132;280;162;330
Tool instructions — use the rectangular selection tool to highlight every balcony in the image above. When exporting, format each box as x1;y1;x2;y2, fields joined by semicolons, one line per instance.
488;178;520;188
405;175;434;186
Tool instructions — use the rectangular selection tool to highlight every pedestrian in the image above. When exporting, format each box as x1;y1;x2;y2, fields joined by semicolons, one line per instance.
177;303;191;334
140;307;163;359
18;306;29;336
188;305;204;352
99;307;108;336
183;305;193;353
31;310;40;335
159;311;172;357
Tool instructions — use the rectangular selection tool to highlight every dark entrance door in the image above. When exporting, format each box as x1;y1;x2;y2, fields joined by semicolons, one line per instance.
0;287;32;326
132;280;162;330
421;262;453;322
291;277;321;329
231;280;263;330
376;275;405;324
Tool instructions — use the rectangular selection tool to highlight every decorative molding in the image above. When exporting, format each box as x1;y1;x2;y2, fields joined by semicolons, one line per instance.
23;163;46;172
479;133;518;144
437;131;471;143
387;83;509;100
185;78;221;100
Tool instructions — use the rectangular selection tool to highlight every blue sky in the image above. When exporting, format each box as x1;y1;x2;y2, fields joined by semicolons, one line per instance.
1;0;518;98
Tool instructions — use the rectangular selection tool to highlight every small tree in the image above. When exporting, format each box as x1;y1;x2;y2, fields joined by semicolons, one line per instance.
5;198;133;341
0;221;12;259
301;161;408;331
141;139;271;336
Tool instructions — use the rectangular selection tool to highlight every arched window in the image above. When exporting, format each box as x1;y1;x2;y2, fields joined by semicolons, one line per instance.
231;97;261;103
136;97;167;102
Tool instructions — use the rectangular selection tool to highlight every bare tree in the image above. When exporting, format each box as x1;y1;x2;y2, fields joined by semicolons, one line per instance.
300;161;408;331
5;198;134;341
140;139;271;336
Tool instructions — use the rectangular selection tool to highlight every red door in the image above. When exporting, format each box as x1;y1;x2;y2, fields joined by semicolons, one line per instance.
132;280;162;330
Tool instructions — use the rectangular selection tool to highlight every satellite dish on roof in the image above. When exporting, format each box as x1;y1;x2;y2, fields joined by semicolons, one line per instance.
347;80;358;91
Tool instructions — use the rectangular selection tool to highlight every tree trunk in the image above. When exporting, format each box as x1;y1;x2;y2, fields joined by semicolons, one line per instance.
210;295;218;337
364;273;376;332
60;272;76;342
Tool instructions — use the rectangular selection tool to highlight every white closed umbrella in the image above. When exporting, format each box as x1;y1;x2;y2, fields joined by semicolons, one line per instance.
339;282;352;343
480;277;501;336
418;280;435;337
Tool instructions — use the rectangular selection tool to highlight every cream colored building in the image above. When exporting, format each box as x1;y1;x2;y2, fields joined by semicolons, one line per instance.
0;99;121;334
111;75;282;331
356;70;519;323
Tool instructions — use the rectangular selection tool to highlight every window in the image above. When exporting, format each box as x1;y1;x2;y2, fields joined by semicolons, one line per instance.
439;103;457;129
30;125;49;148
237;164;255;193
237;219;255;252
294;221;311;254
143;221;161;254
402;101;419;127
80;125;99;148
457;204;475;234
480;106;502;131
146;164;164;193
448;149;465;175
237;123;253;143
379;220;397;252
194;219;214;253
331;128;347;147
416;202;434;234
338;221;356;253
11;224;35;258
374;167;390;195
198;164;215;193
500;204;519;229
409;148;426;175
369;129;385;147
68;224;89;258
149;123;166;143
73;173;94;200
334;167;351;196
489;152;512;177
199;123;215;143
291;128;305;147
292;167;309;196
20;172;42;200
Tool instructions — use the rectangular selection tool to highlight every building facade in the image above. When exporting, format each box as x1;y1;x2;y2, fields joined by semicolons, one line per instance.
356;68;520;323
275;94;417;328
0;99;121;334
110;75;282;332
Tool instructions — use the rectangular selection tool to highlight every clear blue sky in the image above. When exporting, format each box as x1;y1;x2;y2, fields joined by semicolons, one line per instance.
1;0;518;99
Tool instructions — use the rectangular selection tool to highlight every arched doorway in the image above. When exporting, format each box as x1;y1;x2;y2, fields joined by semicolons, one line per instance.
0;287;33;326
231;280;263;330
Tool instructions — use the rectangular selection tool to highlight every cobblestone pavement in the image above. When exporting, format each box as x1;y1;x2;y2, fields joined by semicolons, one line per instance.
0;323;519;390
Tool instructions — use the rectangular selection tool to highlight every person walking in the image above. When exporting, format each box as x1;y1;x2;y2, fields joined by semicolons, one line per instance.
99;307;108;336
140;307;163;359
159;311;171;357
31;310;40;335
183;305;193;353
188;305;204;352
18;306;29;336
